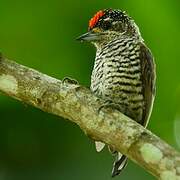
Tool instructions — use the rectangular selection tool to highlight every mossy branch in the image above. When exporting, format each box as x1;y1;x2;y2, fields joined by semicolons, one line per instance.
0;55;180;180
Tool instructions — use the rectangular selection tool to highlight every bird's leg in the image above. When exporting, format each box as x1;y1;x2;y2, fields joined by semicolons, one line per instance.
62;77;79;85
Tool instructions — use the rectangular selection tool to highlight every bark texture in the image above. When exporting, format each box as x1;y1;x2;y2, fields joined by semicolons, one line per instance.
0;55;180;180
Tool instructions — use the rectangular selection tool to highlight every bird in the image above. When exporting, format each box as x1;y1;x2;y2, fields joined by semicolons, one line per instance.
77;9;156;177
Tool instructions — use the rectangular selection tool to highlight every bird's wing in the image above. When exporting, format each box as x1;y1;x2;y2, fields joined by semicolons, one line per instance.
139;42;156;127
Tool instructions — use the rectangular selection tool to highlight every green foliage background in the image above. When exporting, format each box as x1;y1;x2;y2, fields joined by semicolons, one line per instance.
0;0;180;179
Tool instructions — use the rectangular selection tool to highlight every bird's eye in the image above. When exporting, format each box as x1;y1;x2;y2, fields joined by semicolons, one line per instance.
102;20;112;30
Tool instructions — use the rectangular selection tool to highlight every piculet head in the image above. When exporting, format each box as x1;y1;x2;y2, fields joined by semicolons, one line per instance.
77;9;141;47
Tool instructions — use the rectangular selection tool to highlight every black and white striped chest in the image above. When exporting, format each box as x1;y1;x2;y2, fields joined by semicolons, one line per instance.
91;38;142;94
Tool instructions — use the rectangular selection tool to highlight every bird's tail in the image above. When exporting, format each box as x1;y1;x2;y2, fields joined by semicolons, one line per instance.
111;153;128;177
95;142;128;177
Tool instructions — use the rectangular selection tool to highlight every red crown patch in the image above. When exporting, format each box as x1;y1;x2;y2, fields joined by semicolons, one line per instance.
89;10;105;30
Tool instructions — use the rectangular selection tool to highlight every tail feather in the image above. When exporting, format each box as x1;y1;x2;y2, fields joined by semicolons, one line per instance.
95;143;128;177
111;153;128;177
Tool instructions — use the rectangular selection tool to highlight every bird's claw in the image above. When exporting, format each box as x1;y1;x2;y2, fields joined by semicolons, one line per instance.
62;77;79;85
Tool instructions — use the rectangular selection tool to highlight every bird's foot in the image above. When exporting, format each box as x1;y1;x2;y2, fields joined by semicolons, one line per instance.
62;77;79;85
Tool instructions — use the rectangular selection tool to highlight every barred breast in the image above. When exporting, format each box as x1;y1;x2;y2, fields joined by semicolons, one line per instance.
91;37;144;123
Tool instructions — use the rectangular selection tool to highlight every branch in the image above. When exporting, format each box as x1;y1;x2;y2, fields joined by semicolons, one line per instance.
0;55;180;180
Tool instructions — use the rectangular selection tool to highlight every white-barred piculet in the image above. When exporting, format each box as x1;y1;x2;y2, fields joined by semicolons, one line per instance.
77;9;156;177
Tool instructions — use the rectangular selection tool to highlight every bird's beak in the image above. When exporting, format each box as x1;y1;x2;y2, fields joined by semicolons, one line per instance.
76;31;101;42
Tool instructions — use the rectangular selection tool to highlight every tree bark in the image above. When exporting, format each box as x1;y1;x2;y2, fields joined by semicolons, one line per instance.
0;55;180;180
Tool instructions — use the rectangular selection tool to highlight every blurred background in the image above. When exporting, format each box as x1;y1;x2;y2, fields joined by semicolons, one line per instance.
0;0;180;179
